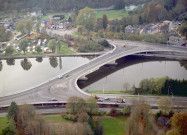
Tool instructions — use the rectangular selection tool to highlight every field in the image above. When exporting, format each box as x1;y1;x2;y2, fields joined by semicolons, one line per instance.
0;117;8;134
56;42;75;55
0;115;128;135
96;10;129;20
101;116;127;135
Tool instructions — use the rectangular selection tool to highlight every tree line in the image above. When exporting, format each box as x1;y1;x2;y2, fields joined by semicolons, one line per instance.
0;0;149;12
138;77;187;96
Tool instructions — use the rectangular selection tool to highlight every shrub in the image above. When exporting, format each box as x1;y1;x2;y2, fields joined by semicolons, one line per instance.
123;105;131;115
110;108;117;116
99;39;109;47
62;114;77;122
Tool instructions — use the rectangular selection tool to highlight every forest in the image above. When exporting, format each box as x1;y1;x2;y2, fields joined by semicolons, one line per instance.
0;0;149;12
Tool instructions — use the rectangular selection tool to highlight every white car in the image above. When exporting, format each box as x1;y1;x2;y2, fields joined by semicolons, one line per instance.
98;99;103;102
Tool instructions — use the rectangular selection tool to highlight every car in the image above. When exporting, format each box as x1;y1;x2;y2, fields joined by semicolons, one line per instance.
51;98;57;101
98;99;103;102
58;76;62;79
104;97;110;100
65;75;69;77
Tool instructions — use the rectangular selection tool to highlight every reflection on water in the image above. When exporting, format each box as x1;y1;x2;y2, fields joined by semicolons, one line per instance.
21;58;32;71
79;56;187;92
0;56;89;97
0;60;2;71
6;58;15;66
35;57;43;63
49;57;58;68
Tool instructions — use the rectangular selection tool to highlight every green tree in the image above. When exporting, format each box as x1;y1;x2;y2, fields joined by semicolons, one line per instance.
5;45;14;55
178;23;187;38
48;39;56;53
114;0;125;10
76;7;96;30
86;97;99;114
21;58;32;70
7;102;18;121
16;20;25;34
19;39;28;54
158;97;173;114
66;96;86;114
102;14;108;30
35;46;42;53
25;19;33;35
0;26;9;42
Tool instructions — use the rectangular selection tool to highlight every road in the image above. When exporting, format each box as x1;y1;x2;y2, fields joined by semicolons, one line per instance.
0;40;187;108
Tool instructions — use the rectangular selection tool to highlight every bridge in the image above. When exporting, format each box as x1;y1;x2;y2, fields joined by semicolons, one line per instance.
0;40;187;107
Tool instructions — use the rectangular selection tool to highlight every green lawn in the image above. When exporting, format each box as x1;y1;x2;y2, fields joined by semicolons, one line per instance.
72;31;80;36
86;90;128;94
96;10;129;20
44;115;69;123
102;116;127;135
0;117;8;134
56;42;75;55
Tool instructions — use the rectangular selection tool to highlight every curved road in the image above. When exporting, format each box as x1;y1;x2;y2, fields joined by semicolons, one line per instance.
0;40;187;107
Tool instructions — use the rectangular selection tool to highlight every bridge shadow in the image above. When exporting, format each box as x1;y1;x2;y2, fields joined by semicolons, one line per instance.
77;55;176;89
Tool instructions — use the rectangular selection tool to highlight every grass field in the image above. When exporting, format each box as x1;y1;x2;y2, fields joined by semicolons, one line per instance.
56;42;75;55
0;117;8;134
86;90;129;94
101;116;127;135
96;10;129;20
44;115;69;123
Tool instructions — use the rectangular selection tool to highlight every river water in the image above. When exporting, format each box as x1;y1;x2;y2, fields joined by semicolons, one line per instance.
0;57;90;97
79;56;187;92
1;56;187;97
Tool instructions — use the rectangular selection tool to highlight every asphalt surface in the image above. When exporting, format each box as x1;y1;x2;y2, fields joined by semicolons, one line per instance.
0;40;187;108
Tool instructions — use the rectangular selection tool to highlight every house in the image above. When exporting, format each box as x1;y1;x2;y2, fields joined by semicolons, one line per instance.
125;25;136;34
158;21;170;33
0;42;7;52
41;18;50;28
169;36;186;46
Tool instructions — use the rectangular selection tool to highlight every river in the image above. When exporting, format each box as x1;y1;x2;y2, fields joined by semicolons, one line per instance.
79;56;187;92
0;56;90;97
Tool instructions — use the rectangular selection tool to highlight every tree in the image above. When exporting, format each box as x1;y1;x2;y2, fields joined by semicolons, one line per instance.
48;39;56;53
114;0;125;10
102;14;108;30
5;45;14;55
139;15;143;25
125;98;158;135
77;112;89;123
66;96;86;114
178;23;187;38
76;7;96;30
35;46;42;53
0;26;9;42
21;58;32;70
93;118;104;135
7;102;18;121
16;20;25;34
167;113;187;135
86;97;99;114
16;19;33;35
158;97;173;114
25;19;33;35
49;57;58;68
123;105;131;115
19;39;28;54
